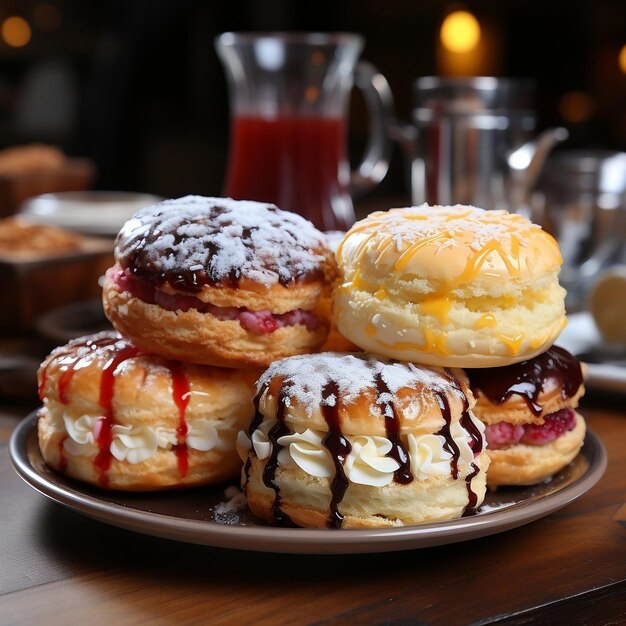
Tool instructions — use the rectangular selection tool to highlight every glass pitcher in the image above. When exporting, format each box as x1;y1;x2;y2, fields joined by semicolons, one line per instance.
215;32;393;231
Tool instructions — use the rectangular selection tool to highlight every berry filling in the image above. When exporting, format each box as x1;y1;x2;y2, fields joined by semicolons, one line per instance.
485;408;577;449
108;268;320;335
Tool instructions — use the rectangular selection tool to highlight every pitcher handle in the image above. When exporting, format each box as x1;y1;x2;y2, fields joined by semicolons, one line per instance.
350;61;394;195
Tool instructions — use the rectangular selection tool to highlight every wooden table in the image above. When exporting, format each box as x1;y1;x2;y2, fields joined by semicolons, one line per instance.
1;393;625;626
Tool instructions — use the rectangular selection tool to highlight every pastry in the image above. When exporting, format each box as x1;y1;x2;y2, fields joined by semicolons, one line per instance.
466;345;586;487
237;352;489;528
333;204;566;368
37;331;258;490
103;196;336;368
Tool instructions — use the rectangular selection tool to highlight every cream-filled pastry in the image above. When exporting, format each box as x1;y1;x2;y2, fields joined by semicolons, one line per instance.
333;204;566;368
37;331;258;490
237;352;489;528
466;345;586;487
103;196;336;368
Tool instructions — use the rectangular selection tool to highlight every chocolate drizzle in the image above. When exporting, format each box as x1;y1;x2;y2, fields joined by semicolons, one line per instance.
114;198;328;292
373;372;412;484
246;358;486;527
466;346;583;416
320;381;352;528
434;372;484;511
434;388;461;479
261;380;295;527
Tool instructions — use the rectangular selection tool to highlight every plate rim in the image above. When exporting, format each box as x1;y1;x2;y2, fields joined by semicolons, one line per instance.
9;411;607;554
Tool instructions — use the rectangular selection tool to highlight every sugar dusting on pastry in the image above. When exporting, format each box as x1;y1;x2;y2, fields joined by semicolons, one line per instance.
256;352;457;415
115;195;329;286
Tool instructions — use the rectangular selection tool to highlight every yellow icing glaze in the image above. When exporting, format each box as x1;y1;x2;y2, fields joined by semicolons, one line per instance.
422;328;450;355
374;287;388;300
420;295;452;324
474;312;497;329
496;332;525;355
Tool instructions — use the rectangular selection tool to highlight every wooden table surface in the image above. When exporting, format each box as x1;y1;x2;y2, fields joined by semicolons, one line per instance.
0;391;625;626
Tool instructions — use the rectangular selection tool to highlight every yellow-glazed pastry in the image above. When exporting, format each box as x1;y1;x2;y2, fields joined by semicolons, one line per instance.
333;204;566;368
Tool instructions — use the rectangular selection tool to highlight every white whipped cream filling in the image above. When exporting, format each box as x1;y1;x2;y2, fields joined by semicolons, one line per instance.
240;414;485;487
57;413;235;463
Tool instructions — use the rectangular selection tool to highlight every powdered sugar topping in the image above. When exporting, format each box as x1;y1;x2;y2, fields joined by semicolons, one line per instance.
115;196;330;287
344;204;546;257
257;352;457;415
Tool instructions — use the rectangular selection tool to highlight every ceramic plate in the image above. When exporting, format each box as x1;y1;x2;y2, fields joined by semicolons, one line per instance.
10;412;606;555
19;191;162;236
557;312;626;393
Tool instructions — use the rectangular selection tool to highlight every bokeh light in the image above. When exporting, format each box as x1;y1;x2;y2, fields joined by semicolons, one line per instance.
559;91;596;123
440;10;481;53
619;44;626;74
2;16;31;47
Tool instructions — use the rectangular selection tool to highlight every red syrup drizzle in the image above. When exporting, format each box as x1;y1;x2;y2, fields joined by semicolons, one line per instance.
373;372;412;484
465;346;583;416
320;380;352;529
94;344;141;486
38;335;140;483
168;361;191;478
262;380;296;527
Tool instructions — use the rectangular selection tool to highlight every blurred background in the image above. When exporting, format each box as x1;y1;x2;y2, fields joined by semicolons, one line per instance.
0;0;624;202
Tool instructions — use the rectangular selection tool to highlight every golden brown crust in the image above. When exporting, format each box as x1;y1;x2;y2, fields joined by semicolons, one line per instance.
38;410;243;490
242;452;490;528
102;279;329;368
255;353;474;437
486;412;586;487
37;331;259;490
472;380;585;426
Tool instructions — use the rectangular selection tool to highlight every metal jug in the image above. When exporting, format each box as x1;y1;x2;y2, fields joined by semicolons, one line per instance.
392;76;567;217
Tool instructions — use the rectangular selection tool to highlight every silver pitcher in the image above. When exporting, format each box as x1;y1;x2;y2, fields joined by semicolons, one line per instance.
392;76;567;217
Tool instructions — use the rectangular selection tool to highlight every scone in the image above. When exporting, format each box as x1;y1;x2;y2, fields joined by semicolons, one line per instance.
37;331;258;490
333;204;566;368
103;196;337;368
466;345;586;487
237;352;489;528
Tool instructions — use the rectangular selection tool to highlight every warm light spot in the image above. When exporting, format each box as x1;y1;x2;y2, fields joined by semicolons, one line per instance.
311;50;325;66
440;10;481;53
559;91;596;123
305;86;320;103
619;44;626;74
2;16;31;47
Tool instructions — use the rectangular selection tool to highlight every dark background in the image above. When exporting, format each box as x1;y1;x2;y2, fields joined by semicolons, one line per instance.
1;0;625;205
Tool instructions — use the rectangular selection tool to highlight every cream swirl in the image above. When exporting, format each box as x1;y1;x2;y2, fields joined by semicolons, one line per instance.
276;429;334;478
58;413;235;464
111;423;158;463
406;433;452;479
343;435;399;486
243;418;483;486
63;414;99;457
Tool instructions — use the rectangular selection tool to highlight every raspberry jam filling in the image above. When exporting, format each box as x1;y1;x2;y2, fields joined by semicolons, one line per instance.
485;408;577;449
109;268;320;335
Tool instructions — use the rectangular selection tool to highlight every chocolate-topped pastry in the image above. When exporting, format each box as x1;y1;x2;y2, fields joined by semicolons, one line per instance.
466;345;586;487
37;331;259;490
103;196;337;368
237;352;489;529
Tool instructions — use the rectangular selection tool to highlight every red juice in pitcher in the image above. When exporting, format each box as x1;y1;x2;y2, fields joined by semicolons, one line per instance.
224;115;351;231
